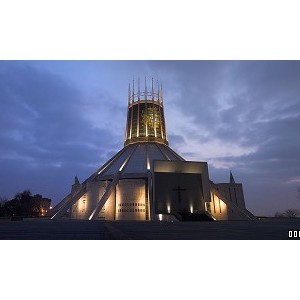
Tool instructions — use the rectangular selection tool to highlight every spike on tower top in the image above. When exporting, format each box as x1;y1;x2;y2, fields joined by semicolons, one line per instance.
74;176;80;185
128;81;131;104
125;77;168;146
230;170;236;184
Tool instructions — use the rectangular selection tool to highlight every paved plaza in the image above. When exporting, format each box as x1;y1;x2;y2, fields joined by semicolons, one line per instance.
0;218;299;240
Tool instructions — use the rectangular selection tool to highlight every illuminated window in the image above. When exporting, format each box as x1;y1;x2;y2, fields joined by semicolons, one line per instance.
139;103;146;136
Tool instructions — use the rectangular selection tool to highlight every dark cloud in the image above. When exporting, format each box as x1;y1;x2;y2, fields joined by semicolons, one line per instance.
168;133;185;145
0;61;122;203
145;61;300;215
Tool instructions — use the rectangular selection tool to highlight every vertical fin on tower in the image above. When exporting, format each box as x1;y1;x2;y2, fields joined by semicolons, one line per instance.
137;78;140;137
145;76;148;136
144;75;147;100
132;78;135;103
157;79;160;101
128;81;131;105
151;77;154;100
138;77;140;100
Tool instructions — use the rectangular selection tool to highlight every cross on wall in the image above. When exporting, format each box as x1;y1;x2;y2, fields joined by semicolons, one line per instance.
172;185;187;203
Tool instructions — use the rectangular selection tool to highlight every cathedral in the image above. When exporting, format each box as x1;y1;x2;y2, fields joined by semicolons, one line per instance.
49;79;255;221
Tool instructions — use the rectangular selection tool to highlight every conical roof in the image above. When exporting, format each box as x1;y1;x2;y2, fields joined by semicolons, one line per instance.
97;142;184;178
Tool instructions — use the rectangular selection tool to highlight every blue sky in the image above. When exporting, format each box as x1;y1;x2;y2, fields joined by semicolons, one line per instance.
1;60;300;216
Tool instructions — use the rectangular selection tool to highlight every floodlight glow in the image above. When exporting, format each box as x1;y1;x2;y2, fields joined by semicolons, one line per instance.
167;205;171;213
190;205;193;213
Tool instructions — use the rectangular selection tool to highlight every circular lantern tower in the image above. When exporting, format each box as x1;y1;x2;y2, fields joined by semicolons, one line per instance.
124;77;168;146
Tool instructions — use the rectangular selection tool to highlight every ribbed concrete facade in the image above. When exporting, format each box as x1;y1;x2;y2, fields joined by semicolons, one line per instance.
69;142;184;221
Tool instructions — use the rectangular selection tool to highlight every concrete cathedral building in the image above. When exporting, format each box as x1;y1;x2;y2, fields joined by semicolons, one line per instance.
49;79;255;221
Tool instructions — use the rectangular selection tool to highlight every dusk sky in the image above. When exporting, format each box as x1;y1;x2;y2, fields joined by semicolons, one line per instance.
1;60;300;216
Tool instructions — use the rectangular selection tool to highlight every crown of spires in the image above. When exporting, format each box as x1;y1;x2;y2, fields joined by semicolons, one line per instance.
128;76;163;105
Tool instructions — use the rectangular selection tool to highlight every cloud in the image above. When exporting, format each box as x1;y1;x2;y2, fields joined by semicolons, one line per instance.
1;60;299;216
145;61;300;215
0;61;124;202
